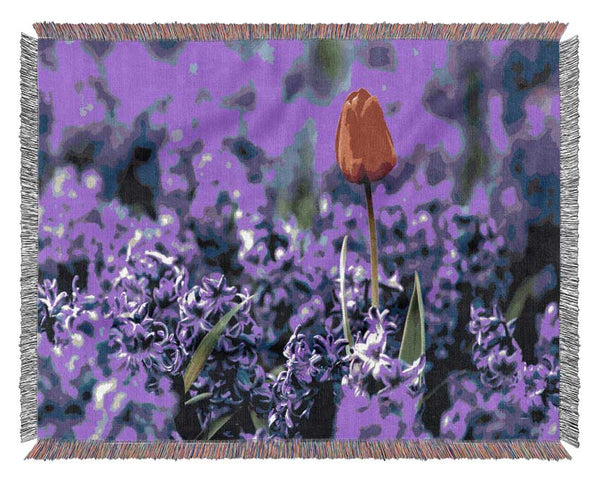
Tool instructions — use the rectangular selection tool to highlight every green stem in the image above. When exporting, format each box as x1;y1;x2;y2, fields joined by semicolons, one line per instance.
339;235;353;354
364;181;379;309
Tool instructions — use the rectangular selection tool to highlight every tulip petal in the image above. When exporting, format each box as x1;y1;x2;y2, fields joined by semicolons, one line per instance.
335;88;397;184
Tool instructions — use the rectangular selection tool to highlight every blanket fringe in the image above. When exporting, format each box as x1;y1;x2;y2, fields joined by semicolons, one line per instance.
20;34;38;443
33;22;567;41
559;36;580;447
26;439;571;460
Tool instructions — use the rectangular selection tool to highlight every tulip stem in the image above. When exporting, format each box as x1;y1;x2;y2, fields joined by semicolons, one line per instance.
364;181;380;309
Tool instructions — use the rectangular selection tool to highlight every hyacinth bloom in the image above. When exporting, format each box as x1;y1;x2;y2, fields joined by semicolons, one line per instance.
481;347;523;389
177;274;257;357
469;305;523;388
439;304;560;441
335;307;427;439
351;323;389;381
345;307;425;397
108;296;183;377
269;326;348;438
113;251;186;308
177;274;271;436
38;279;73;345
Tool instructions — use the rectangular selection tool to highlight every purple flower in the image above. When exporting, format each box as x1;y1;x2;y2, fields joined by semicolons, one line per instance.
38;279;72;345
335;308;427;440
108;295;183;377
112;251;186;308
38;277;103;347
269;325;348;438
344;307;423;397
349;307;401;368
379;355;426;393
441;303;561;441
481;347;523;389
364;306;398;334
469;304;521;388
177;274;256;358
351;322;389;382
469;305;515;349
520;362;548;410
539;355;560;408
309;333;349;383
175;274;270;436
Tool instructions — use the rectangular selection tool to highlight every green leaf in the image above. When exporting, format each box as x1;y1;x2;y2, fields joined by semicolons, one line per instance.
184;392;211;407
182;296;253;393
205;412;235;441
249;409;267;432
399;272;425;364
339;235;353;352
506;272;545;322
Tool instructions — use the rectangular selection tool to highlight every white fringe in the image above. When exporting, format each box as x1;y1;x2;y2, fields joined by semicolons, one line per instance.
20;34;38;443
559;36;580;447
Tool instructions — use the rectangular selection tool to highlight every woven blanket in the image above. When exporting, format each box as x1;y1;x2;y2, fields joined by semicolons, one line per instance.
20;22;579;460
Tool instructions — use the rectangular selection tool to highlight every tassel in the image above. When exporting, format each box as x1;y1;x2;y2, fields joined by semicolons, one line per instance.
20;34;38;443
558;36;580;448
33;22;567;41
26;439;571;460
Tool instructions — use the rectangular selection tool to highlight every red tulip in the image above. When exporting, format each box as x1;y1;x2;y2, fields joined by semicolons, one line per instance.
335;88;397;184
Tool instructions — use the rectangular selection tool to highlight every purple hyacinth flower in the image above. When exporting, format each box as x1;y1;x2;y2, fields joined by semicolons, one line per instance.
109;296;183;376
481;347;523;389
269;324;348;438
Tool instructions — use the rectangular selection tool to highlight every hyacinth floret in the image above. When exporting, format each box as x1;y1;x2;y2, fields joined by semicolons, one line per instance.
345;307;425;397
108;293;183;377
176;273;270;435
269;325;348;438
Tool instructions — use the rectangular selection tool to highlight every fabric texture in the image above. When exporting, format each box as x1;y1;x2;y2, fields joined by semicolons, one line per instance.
24;26;578;457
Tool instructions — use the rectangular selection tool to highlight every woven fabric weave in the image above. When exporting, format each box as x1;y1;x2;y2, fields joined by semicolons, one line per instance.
21;23;579;459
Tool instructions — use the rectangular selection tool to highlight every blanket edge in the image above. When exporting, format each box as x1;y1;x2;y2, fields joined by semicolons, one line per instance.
32;22;567;41
26;439;572;460
20;34;39;443
559;36;580;448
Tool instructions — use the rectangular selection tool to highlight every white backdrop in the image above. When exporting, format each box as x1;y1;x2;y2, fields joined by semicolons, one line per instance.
1;0;597;477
